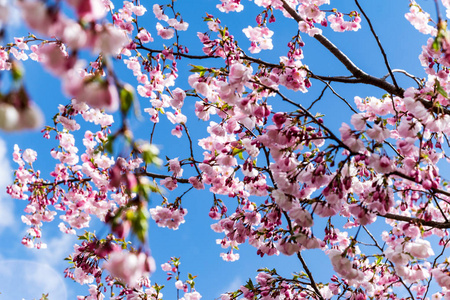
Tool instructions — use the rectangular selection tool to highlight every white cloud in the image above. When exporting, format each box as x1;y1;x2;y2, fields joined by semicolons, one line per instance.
33;233;78;267
0;138;11;187
0;197;15;229
0;137;15;231
0;141;72;299
220;276;242;297
0;259;68;299
0;0;20;27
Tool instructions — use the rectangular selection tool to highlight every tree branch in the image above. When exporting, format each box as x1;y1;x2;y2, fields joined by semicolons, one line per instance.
387;69;423;88
279;0;404;97
354;0;400;91
309;74;363;84
309;74;358;114
378;212;450;229
265;85;354;153
139;171;190;184
389;170;450;198
136;45;220;60
307;84;328;111
362;226;416;300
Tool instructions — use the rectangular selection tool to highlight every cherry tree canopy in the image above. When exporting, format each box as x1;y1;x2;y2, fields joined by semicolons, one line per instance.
2;0;450;299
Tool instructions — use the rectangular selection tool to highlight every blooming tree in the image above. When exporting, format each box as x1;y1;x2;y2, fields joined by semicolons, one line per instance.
3;0;450;299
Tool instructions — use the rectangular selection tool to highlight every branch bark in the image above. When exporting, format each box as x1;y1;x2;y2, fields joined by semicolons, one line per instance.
139;171;190;184
378;212;450;229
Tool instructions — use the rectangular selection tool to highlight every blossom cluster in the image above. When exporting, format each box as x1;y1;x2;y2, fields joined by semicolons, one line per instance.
6;0;450;300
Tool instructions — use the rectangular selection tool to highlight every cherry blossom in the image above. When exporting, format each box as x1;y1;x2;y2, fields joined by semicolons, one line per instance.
5;0;450;299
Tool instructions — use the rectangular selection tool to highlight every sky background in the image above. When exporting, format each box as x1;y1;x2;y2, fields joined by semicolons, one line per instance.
0;0;441;299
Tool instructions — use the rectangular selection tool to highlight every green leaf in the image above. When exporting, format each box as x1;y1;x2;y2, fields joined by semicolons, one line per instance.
375;255;382;265
130;206;149;243
154;283;165;293
172;257;180;267
104;135;115;154
437;85;448;98
432;37;441;52
120;84;135;115
140;143;162;166
245;279;254;289
11;61;24;82
232;147;244;159
137;181;158;201
238;151;244;160
189;65;206;73
189;280;195;288
435;79;448;98
39;293;49;300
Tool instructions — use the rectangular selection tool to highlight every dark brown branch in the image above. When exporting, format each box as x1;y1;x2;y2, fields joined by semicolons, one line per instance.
433;195;449;223
269;86;354;153
417;97;450;115
37;172;192;188
243;54;367;84
309;75;363;84
389;170;450;198
242;54;281;68
279;0;404;97
296;252;324;300
34;177;92;187
307;84;328;111
139;171;190;184
182;124;202;176
378;212;450;229
136;46;219;60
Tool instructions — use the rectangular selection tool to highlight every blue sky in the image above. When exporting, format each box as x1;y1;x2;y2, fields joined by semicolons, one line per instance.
0;0;441;299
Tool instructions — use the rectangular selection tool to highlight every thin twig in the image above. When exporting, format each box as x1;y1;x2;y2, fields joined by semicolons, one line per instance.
137;46;219;60
262;82;354;153
433;195;449;223
385;69;423;88
423;239;450;299
310;74;358;114
307;84;328;111
354;0;399;90
362;226;415;300
182;124;202;176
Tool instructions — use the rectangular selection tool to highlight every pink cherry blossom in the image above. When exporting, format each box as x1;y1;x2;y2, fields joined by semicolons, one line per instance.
67;0;107;21
137;29;154;43
7;1;450;299
405;3;436;35
156;22;175;39
76;80;119;112
103;251;154;287
242;26;274;53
